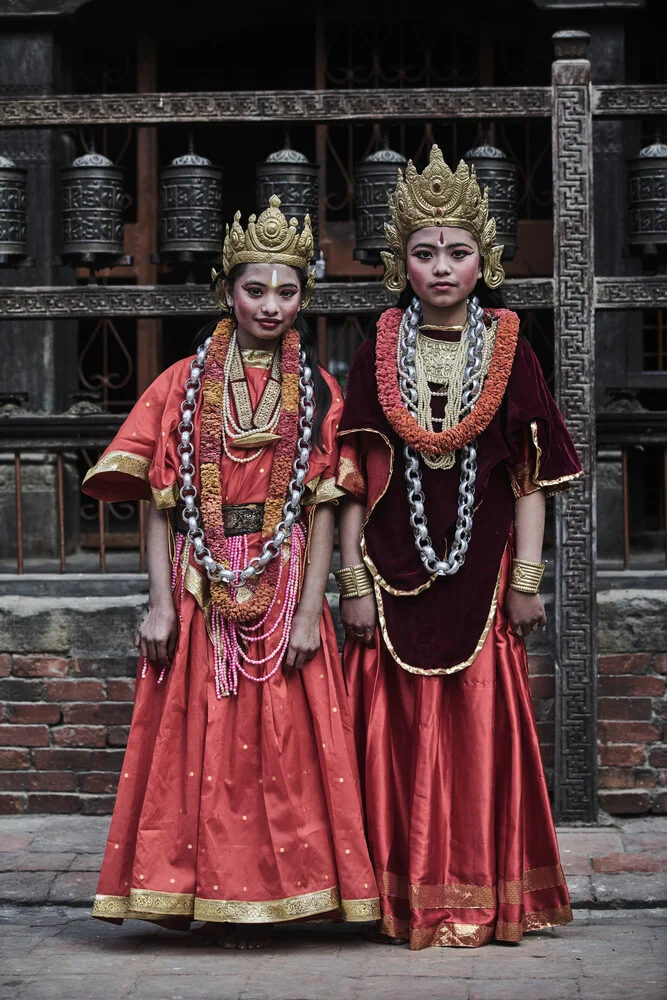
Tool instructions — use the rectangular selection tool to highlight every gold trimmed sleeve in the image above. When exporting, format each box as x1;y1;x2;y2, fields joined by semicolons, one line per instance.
82;450;152;502
152;482;179;509
303;475;346;507
508;422;583;499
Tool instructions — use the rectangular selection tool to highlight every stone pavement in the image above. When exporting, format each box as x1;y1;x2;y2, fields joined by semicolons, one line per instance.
0;815;666;999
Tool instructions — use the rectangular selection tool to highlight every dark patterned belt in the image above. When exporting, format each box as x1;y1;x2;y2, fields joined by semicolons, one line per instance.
175;502;265;537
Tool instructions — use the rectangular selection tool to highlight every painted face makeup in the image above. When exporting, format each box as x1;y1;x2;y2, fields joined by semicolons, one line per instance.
225;262;302;349
406;226;483;314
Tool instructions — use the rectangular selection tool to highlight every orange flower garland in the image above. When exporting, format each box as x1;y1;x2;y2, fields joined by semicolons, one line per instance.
375;306;520;455
200;318;302;624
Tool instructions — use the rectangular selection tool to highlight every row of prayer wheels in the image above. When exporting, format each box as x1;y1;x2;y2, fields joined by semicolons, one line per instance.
2;138;666;268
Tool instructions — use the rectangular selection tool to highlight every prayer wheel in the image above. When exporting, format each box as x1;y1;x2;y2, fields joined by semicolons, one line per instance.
628;138;667;257
256;143;319;246
0;154;28;262
159;146;222;258
464;144;518;261
354;145;407;265
61;150;124;262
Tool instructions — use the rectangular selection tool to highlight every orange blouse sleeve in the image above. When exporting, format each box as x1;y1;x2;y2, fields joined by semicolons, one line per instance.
301;368;347;507
82;357;193;508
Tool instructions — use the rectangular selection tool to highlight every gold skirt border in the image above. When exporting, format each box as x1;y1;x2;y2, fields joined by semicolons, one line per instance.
385;903;574;950
92;887;380;925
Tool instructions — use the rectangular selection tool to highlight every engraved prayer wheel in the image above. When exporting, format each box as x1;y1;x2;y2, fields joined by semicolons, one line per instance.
0;154;28;262
256;143;319;247
628;138;667;257
354;145;407;265
464;144;518;261
159;146;222;257
61;150;125;261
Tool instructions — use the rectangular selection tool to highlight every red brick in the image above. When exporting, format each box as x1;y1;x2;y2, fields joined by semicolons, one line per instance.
0;655;9;678
6;704;62;725
80;772;119;794
649;747;667;768
592;852;667;874
599;744;646;767
81;796;115;815
43;679;105;702
107;679;135;701
598;767;655;790
107;726;129;747
25;772;76;792
598;697;653;721
599;721;661;744
32;749;93;770
0;794;25;814
71;656;136;679
598;675;665;697
53;726;107;748
0;679;42;701
653;653;667;675
652;791;667;814
0;725;49;747
62;703;133;726
598;654;652;675
26;793;80;813
11;656;69;678
89;750;125;770
598;789;651;815
527;655;554;676
529;675;555;698
0;772;27;791
0;749;31;770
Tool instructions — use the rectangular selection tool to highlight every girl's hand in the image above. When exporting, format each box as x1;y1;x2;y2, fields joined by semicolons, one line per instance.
505;590;547;638
284;606;321;672
340;594;377;645
135;601;179;668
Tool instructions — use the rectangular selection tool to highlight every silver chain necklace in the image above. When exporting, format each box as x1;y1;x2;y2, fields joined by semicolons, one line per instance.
177;334;315;585
398;296;486;576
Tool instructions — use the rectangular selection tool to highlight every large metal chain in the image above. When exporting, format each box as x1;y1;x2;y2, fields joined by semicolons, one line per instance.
176;335;315;585
399;296;486;576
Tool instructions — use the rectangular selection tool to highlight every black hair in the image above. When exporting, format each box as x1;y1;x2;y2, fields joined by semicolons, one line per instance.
397;276;506;311
190;263;332;452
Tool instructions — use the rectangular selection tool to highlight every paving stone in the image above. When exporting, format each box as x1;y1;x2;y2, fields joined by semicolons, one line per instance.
0;852;76;873
564;875;594;905
592;873;667;907
0;975;137;1000
558;830;624;855
0;835;32;852
621;832;667;853
469;980;578;1000
593;851;667;873
0;871;54;904
578;976;667;1000
68;854;104;872
46;870;97;905
560;854;594;875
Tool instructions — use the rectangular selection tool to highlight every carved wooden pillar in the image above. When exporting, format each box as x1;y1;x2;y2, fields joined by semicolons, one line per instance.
551;30;598;823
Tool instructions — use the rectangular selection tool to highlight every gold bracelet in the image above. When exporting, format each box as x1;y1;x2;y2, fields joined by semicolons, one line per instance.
510;558;546;595
334;563;374;599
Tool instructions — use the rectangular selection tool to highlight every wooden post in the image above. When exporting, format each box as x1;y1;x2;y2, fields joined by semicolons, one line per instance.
551;31;598;823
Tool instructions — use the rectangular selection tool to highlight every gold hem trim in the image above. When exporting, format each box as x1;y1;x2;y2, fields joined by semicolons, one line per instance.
374;557;502;676
407;903;573;950
83;450;150;488
93;888;380;924
377;864;565;906
152;482;179;509
530;420;583;496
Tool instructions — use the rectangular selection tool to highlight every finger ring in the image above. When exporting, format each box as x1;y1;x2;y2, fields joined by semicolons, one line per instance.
354;631;366;639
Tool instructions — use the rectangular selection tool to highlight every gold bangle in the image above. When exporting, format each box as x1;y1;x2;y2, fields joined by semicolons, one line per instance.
334;563;374;599
510;558;546;595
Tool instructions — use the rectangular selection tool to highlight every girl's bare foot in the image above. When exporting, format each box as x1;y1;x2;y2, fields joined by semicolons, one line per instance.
191;922;232;946
223;924;273;949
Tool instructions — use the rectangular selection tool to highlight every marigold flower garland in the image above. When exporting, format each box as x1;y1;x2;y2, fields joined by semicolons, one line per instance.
375;306;520;455
199;317;302;625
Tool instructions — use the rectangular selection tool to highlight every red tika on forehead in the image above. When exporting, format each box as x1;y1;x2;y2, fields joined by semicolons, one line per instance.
438;231;446;246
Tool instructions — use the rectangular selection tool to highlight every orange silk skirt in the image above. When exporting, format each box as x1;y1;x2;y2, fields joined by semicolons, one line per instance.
92;582;379;928
344;545;572;949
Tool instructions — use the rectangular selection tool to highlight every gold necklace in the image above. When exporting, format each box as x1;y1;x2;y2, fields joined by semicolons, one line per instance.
418;324;465;333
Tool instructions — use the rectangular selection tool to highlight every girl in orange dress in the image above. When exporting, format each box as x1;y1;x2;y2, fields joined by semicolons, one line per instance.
336;147;582;950
83;196;379;948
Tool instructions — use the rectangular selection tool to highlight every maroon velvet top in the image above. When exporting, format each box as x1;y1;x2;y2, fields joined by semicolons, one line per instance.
337;323;583;673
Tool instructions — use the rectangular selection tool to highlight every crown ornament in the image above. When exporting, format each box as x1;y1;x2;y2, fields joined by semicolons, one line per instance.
381;144;505;293
213;195;315;308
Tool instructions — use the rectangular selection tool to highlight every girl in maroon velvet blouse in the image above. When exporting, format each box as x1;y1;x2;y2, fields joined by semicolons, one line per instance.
336;146;583;950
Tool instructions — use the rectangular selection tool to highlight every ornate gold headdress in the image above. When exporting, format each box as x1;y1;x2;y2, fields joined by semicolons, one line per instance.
213;194;315;308
382;144;505;293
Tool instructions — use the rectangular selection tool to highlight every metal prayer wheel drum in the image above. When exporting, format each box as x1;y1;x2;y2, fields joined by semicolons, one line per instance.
256;145;319;248
61;151;124;260
0;154;28;261
628;139;667;257
464;144;518;261
354;146;407;265
159;149;222;257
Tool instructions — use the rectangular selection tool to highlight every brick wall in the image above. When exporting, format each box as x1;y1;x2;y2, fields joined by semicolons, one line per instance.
0;654;135;815
1;648;665;816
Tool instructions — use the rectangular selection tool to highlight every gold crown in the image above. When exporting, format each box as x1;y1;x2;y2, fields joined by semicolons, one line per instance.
381;144;505;293
222;194;314;275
